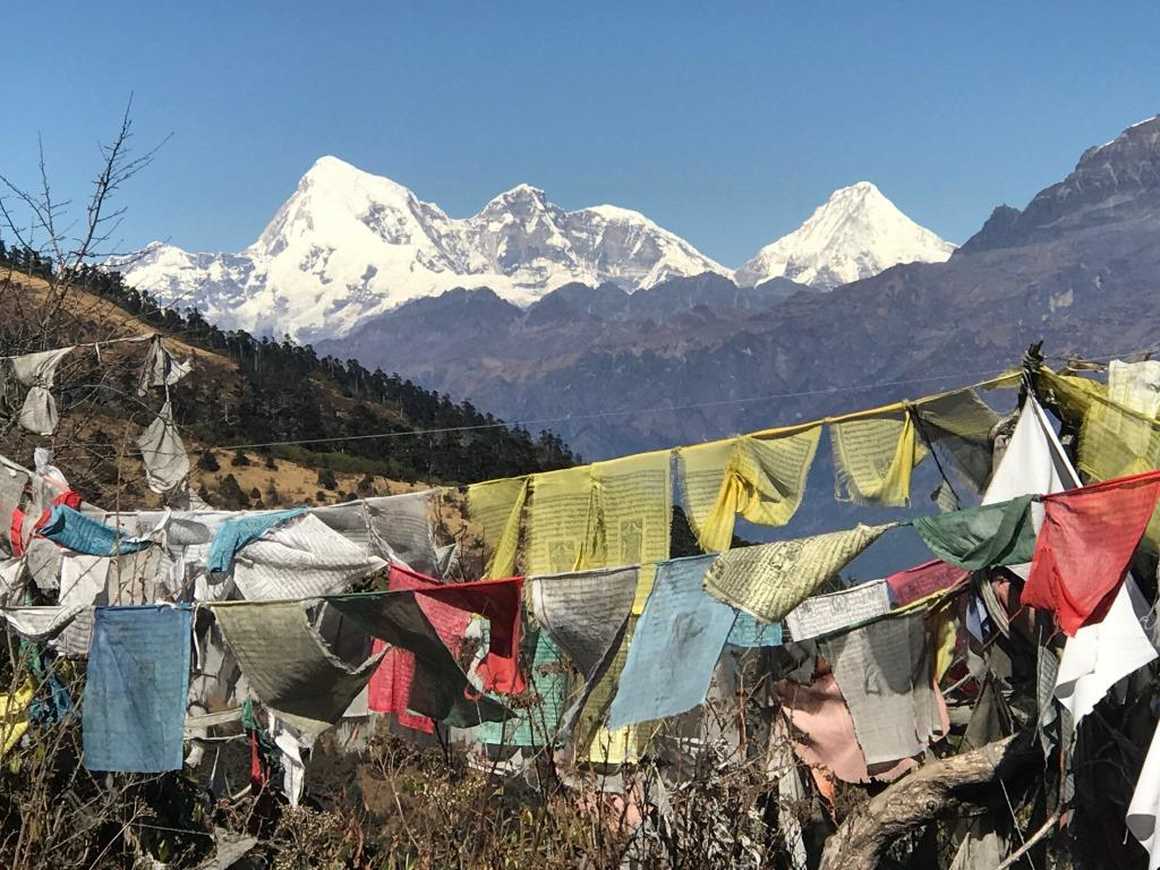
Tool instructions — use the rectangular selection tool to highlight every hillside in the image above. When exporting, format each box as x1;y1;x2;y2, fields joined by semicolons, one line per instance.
0;260;577;513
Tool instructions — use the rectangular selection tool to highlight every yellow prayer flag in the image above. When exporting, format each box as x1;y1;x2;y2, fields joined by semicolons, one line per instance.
467;476;529;578
679;426;821;553
703;523;894;622
526;466;601;576
0;681;34;758
830;410;927;506
591;451;672;613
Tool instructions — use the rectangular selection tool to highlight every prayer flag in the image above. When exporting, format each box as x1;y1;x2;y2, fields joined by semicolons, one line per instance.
912;496;1037;570
83;605;191;772
467;476;528;578
678;426;820;553
703;524;892;622
831;410;925;506
206;508;306;574
608;556;735;729
886;560;969;607
1023;471;1160;635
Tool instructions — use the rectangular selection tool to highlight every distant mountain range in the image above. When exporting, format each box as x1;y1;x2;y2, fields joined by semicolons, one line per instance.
309;114;1160;463
116;162;953;342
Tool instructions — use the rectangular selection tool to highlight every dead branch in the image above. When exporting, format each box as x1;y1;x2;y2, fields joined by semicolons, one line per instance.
819;734;1038;870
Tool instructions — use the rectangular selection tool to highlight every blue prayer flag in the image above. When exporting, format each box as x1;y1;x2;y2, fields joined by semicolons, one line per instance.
83;605;192;772
728;612;783;647
608;556;737;729
206;508;305;574
39;505;149;556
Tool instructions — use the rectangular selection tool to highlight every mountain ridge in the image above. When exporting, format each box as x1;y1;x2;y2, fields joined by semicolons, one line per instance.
117;159;953;341
314;115;1160;462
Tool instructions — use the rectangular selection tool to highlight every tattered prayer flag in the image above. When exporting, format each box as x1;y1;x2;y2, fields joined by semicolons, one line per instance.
727;612;783;647
475;629;567;748
831;410;926;507
609;556;736;729
821;613;943;766
136;335;191;396
784;579;892;641
233;513;384;600
1023;471;1160;635
0;681;34;758
773;672;915;786
703;524;892;623
399;569;525;695
213;600;385;739
366;565;472;731
83;606;191;772
1055;577;1157;724
370;640;434;733
886;560;970;607
914;389;1003;493
912;496;1037;570
364;492;442;577
39;505;150;557
206;508;306;575
533;566;637;736
13;347;74;436
467;476;528;579
137;401;190;495
679;426;821;553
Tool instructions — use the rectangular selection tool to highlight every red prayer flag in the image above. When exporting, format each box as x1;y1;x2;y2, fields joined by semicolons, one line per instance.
368;639;435;733
367;565;473;730
1023;470;1160;635
403;567;525;695
366;566;526;725
886;559;969;607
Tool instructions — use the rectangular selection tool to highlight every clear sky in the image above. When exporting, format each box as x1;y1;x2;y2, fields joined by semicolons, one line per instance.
3;2;1158;266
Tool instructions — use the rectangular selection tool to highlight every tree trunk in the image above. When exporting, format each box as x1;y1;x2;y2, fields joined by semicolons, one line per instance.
819;734;1038;870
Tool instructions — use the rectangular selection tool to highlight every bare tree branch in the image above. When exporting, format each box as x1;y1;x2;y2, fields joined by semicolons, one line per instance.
819;734;1040;870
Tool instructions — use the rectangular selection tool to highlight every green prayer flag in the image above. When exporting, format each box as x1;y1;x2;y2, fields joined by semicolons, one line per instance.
912;495;1037;570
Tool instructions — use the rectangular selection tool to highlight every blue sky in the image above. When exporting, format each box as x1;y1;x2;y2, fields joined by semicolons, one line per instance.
3;2;1158;266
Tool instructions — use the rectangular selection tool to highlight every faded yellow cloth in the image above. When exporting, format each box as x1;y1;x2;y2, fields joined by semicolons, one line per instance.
0;681;34;758
1042;368;1160;480
527;453;670;612
571;453;673;762
467;476;529;578
575;614;640;765
591;451;672;613
679;425;821;553
525;453;671;761
831;410;927;506
932;607;958;683
703;523;894;622
526;466;601;576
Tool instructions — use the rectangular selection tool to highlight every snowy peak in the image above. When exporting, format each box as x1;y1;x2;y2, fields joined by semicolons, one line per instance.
736;182;955;289
118;159;729;341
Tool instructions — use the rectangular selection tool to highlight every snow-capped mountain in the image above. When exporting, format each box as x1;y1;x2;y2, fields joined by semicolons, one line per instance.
735;182;955;289
118;156;730;341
